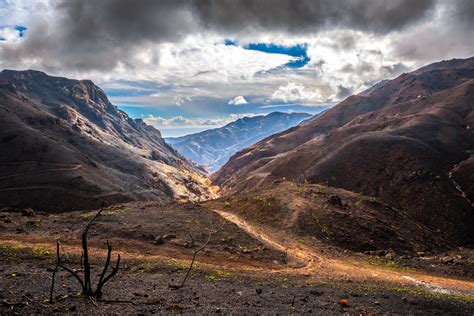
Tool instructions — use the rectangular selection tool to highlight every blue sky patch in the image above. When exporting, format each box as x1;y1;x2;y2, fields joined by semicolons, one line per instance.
15;25;27;37
244;43;310;68
224;39;236;46
223;40;310;68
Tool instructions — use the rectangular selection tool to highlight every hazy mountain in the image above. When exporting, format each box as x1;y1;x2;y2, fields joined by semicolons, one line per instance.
165;112;311;173
214;57;474;245
0;70;212;211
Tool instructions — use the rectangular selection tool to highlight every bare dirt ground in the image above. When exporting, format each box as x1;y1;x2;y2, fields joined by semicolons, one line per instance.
1;200;473;314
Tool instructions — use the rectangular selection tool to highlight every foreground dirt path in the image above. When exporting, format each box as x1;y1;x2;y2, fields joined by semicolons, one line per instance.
211;209;474;297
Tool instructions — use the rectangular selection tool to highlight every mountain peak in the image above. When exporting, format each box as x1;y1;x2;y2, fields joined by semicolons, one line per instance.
213;56;474;244
0;70;213;211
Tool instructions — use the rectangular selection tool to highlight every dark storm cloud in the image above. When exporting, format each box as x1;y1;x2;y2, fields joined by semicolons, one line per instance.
1;0;473;73
451;0;474;29
195;0;435;34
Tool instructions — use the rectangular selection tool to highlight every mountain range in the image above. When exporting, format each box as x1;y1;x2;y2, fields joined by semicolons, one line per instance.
0;70;212;211
214;57;474;245
165;112;311;172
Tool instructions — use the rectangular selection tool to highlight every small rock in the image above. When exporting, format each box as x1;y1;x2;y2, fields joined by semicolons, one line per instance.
327;195;343;207
141;233;156;240
256;288;262;295
416;251;426;257
373;301;380;306
4;217;12;223
21;208;36;217
154;236;165;245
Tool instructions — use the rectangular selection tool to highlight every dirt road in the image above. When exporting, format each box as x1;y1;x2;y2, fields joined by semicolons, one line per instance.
212;209;474;297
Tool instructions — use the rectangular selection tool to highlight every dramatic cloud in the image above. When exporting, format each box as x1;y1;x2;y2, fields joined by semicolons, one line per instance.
196;0;436;35
1;0;473;136
228;96;248;105
0;0;445;73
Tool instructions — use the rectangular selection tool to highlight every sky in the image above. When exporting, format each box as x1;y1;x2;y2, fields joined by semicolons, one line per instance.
1;0;473;137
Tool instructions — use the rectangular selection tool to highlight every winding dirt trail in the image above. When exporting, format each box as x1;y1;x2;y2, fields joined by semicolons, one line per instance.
212;209;474;297
1;203;472;298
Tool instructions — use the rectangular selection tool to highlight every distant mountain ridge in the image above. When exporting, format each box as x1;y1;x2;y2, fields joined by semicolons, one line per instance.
166;112;311;172
214;57;474;245
0;69;212;211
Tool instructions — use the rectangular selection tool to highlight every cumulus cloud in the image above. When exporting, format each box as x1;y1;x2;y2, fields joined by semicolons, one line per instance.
0;26;23;43
228;96;248;105
271;83;324;103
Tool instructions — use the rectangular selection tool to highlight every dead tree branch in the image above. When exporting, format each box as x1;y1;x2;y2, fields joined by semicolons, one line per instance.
49;242;61;303
169;227;220;290
49;203;121;301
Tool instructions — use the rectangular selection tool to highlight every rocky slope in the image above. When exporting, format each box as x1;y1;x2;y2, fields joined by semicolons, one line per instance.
213;57;474;245
0;70;212;211
166;112;311;172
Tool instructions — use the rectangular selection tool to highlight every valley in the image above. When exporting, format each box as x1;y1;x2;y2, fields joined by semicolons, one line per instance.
165;112;312;173
1;58;473;314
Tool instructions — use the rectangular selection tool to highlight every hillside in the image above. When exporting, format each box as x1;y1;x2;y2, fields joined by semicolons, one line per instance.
213;57;474;245
166;112;311;172
0;70;212;211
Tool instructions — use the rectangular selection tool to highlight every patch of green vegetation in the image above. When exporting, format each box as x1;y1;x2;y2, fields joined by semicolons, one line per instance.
0;244;27;257
202;269;233;282
213;269;232;279
368;257;416;272
80;206;122;219
276;277;289;283
467;256;474;265
167;259;189;270
129;261;160;275
391;286;474;302
354;200;363;207
205;275;221;282
32;247;51;256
